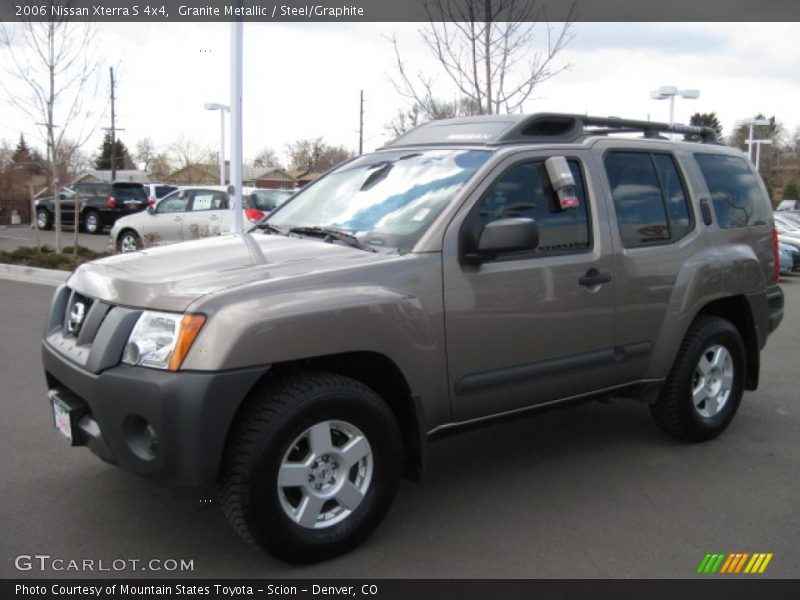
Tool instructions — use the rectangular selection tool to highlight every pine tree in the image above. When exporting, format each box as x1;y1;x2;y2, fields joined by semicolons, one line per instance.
94;131;134;170
12;133;33;164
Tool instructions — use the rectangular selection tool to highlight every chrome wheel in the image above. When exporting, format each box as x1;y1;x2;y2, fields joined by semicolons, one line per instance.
119;233;139;253
278;420;373;530
37;210;49;229
84;212;99;234
692;344;733;418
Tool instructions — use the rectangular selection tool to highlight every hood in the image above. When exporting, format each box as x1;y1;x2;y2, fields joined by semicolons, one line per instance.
68;233;389;312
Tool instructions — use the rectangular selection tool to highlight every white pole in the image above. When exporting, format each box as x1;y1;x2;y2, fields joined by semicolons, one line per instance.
229;21;244;234
219;110;226;186
755;141;762;171
668;95;675;126
748;123;754;162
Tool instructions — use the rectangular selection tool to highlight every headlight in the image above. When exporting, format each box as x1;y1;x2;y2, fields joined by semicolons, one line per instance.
122;311;205;371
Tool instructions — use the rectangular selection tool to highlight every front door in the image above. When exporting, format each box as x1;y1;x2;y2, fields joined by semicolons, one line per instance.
442;152;617;422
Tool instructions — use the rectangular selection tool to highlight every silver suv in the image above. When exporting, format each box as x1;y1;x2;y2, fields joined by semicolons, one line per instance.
42;114;784;563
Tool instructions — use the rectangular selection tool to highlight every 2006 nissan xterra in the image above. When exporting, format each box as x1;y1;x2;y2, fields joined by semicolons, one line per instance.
42;114;784;563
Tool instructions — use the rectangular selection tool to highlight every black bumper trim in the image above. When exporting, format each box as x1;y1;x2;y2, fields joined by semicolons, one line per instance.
43;342;270;486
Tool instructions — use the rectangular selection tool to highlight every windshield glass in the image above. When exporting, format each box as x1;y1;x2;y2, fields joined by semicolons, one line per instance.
267;149;492;252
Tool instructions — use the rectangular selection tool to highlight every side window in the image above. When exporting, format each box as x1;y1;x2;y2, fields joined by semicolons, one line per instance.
694;153;769;228
156;192;187;214
604;151;693;247
474;159;590;254
189;191;227;211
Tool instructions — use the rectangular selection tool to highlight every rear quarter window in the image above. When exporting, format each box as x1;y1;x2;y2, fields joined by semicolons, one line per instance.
113;185;148;201
694;153;770;228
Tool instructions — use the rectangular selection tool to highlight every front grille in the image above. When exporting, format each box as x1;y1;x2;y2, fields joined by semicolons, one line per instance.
58;287;110;348
64;290;93;337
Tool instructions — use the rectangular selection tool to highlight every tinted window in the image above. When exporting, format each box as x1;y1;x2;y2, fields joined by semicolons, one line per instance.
694;153;769;228
475;159;590;254
155;185;177;199
250;189;294;211
113;185;147;201
605;152;693;247
156;192;188;214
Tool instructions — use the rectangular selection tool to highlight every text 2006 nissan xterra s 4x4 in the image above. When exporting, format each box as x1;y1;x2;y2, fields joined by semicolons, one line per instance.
42;114;784;563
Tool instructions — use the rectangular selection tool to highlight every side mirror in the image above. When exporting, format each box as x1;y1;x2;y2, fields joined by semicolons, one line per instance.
147;205;155;215
465;217;539;263
58;193;66;200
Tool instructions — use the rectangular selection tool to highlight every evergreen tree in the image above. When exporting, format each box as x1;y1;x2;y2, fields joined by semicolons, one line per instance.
12;133;33;163
94;131;134;170
686;113;724;141
784;181;799;199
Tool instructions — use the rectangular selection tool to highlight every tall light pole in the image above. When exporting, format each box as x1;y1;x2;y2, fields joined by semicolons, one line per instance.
229;21;244;235
735;117;771;163
204;102;229;186
650;86;700;125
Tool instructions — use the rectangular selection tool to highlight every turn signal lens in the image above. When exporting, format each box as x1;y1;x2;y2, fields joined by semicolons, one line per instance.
167;314;206;371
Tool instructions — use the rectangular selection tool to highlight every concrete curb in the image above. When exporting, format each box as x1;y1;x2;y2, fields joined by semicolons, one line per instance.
0;263;71;286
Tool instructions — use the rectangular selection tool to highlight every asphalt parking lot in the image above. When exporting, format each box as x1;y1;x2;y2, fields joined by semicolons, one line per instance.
1;275;798;579
0;225;111;254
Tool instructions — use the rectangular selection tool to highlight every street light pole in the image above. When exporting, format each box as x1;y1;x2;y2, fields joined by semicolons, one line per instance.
204;102;230;186
736;118;771;164
650;86;700;126
229;21;244;235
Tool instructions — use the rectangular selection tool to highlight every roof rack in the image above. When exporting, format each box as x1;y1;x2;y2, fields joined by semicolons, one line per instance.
383;113;720;148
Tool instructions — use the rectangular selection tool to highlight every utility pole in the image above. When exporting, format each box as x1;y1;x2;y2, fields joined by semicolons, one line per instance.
110;67;116;180
103;67;125;181
359;90;364;155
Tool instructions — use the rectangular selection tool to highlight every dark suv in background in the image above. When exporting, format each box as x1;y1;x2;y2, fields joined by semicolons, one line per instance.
36;181;149;234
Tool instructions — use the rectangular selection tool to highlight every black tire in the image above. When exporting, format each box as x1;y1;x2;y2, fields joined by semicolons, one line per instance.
36;209;52;231
651;315;745;442
218;371;403;563
117;230;142;253
83;209;102;234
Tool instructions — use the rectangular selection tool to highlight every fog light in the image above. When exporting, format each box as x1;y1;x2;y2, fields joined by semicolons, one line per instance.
123;340;157;366
123;415;158;461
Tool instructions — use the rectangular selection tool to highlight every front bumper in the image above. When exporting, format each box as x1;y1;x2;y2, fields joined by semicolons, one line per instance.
42;341;268;486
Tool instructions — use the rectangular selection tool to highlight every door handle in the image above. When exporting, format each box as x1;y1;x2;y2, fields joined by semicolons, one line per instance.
579;270;612;287
210;215;219;220
174;216;183;221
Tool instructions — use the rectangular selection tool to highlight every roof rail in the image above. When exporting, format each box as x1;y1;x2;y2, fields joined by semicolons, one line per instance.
383;113;720;148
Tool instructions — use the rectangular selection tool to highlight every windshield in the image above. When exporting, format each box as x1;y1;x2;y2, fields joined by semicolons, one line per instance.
266;149;492;252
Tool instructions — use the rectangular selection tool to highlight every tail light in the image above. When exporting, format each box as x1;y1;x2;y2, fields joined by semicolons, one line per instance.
147;197;156;207
107;196;116;208
245;208;265;223
772;228;781;283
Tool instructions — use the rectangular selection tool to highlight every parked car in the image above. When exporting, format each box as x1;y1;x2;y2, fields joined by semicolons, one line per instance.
110;186;292;252
776;199;800;211
779;242;799;275
143;183;179;204
42;114;783;563
36;182;149;234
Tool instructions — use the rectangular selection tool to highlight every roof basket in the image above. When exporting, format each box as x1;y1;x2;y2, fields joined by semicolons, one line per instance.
505;114;719;145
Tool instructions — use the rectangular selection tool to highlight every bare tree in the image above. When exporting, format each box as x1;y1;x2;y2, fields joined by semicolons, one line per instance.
168;135;214;171
286;138;354;173
389;0;576;118
251;147;282;169
0;17;104;252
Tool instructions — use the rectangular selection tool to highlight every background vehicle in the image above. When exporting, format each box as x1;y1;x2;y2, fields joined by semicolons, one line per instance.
143;183;179;204
110;186;292;252
35;182;149;234
43;114;783;563
776;199;800;211
779;242;799;274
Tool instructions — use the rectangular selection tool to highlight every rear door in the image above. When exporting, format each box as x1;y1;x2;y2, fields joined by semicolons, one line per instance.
594;143;702;385
183;189;228;239
442;150;617;421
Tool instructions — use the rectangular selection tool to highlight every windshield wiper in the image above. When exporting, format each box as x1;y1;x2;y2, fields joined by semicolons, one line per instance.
254;221;290;236
288;226;377;253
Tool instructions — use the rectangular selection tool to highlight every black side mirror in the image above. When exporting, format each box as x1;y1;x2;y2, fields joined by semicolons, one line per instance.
58;193;66;200
465;217;539;263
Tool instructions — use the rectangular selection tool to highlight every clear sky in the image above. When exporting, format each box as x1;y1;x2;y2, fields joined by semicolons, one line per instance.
1;21;798;167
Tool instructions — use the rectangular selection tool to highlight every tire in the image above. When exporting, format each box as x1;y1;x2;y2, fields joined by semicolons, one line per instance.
36;209;52;231
117;230;142;253
82;210;102;234
219;371;403;564
650;315;745;442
